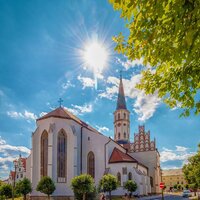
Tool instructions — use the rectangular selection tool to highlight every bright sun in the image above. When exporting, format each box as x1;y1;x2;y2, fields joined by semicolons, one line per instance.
83;41;108;73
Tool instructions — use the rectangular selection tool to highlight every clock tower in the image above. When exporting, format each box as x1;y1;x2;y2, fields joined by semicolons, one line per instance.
114;73;130;144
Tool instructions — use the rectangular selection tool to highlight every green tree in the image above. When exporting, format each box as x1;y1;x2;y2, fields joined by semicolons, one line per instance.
109;0;200;116
0;184;12;200
98;174;118;200
177;184;182;190
36;176;55;200
173;184;177;189
15;178;32;200
124;180;137;198
183;144;200;195
71;174;94;200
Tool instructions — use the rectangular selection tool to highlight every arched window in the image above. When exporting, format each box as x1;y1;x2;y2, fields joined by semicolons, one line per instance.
124;132;126;138
118;113;120;120
128;172;132;180
57;129;67;180
118;132;120;139
124;113;126;119
87;151;95;178
41;130;48;177
117;172;121;185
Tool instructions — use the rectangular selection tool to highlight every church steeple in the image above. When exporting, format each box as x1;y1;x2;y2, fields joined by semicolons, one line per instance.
116;72;127;110
114;72;130;144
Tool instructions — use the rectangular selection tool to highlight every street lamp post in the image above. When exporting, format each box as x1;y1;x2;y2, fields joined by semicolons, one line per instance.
12;160;17;200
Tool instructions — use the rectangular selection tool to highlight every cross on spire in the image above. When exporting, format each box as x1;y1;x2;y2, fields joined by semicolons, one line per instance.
58;98;63;107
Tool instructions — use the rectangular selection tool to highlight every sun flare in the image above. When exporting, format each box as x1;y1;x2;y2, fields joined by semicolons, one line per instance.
83;41;108;73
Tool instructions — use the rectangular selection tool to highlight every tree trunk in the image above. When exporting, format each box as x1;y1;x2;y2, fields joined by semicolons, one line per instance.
109;191;111;200
83;193;86;200
24;194;26;200
48;194;50;200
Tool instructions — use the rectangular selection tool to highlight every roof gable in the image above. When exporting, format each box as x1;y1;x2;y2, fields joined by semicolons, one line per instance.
109;147;137;163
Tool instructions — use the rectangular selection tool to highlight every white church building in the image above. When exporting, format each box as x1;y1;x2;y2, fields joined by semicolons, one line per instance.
26;75;161;199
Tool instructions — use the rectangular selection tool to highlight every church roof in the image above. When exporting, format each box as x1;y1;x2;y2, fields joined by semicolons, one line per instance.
109;147;137;163
116;74;127;110
37;107;101;134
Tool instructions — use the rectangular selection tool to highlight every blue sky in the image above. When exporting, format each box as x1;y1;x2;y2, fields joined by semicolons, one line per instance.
0;0;199;179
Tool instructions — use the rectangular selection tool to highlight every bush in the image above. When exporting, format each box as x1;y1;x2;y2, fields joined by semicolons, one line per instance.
98;174;118;200
0;184;12;199
36;176;55;200
124;180;137;198
71;174;94;200
15;178;32;200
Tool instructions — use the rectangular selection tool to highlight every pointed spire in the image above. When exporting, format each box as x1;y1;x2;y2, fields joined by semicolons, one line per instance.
116;71;127;110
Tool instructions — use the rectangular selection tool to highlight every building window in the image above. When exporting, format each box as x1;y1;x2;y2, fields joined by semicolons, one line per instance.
128;172;132;180
118;113;120;120
117;172;121;186
118;132;120;139
19;168;21;172
17;175;19;179
21;174;23;178
41;130;48;177
87;151;95;178
150;176;153;187
122;167;127;175
124;132;126;138
124;113;126;119
57;129;67;180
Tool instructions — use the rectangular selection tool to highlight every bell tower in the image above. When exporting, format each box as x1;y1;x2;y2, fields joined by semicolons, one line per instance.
114;72;130;144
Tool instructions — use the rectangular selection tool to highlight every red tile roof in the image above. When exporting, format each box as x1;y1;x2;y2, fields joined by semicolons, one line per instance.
109;147;138;163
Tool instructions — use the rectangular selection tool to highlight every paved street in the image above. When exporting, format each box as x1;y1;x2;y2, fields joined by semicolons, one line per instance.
139;194;189;200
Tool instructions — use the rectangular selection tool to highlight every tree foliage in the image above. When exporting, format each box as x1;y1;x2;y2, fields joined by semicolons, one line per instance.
15;178;32;200
98;174;118;200
0;184;12;199
124;180;137;197
36;176;55;200
183;143;200;191
109;0;200;116
71;174;94;200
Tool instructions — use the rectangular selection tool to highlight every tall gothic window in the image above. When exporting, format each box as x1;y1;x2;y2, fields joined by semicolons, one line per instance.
124;113;126;119
118;132;120;139
41;130;48;177
87;151;95;178
57;129;67;180
124;132;126;138
117;172;121;185
128;172;132;180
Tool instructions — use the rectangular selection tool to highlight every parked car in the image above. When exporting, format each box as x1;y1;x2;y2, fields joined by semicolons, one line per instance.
182;190;192;198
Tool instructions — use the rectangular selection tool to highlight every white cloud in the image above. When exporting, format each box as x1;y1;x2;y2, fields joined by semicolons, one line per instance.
176;146;189;152
160;146;195;163
7;110;37;121
116;57;144;70
95;125;109;133
39;112;47;117
66;103;93;116
77;75;95;89
0;137;30;179
61;81;75;90
99;75;160;121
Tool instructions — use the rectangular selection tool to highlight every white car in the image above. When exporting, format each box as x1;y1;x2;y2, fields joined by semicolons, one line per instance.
182;190;192;198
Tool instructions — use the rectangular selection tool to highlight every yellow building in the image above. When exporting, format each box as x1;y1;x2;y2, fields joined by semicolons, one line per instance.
162;169;187;190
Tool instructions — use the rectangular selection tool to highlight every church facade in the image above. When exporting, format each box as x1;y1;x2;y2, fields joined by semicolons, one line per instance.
26;75;161;199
